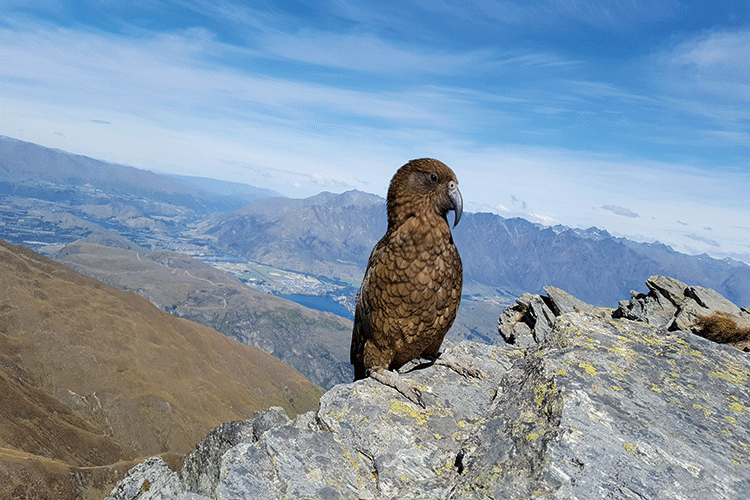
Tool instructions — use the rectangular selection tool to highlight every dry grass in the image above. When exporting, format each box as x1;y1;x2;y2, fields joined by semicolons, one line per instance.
696;312;750;351
0;238;324;498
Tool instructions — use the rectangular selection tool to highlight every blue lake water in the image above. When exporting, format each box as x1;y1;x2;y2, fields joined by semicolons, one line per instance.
278;294;354;320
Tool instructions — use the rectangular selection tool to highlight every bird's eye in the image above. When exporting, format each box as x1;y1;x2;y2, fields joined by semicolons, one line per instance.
429;172;439;184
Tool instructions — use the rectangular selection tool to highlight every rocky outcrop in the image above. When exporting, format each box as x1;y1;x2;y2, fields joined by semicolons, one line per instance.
615;275;750;350
108;278;750;499
496;285;612;347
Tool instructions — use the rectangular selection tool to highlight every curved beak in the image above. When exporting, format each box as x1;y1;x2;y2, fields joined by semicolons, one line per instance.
449;183;463;228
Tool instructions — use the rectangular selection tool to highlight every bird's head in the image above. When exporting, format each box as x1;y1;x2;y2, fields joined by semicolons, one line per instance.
386;158;463;230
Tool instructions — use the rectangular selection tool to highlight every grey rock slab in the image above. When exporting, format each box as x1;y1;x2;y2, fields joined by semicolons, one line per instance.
645;275;689;308
451;312;750;499
543;286;594;315
544;313;750;499
685;285;743;314
181;418;255;496
317;341;514;499
498;293;557;346
106;457;185;500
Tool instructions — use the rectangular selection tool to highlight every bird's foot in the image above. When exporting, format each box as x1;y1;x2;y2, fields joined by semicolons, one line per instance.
433;351;481;379
368;369;425;408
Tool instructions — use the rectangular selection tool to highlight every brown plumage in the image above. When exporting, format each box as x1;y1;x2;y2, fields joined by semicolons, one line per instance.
350;158;467;405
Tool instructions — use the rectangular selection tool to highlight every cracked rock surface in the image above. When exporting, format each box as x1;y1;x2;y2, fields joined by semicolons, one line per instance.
108;281;750;500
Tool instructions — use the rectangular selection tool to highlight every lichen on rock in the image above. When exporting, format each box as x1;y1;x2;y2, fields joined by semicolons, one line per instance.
108;278;750;500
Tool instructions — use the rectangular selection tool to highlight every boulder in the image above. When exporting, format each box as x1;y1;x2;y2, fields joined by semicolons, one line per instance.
105;457;192;500
108;288;750;499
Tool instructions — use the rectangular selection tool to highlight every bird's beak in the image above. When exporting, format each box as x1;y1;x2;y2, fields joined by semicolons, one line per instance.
449;183;463;228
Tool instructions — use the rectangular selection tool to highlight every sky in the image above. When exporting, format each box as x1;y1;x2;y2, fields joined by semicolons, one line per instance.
1;1;749;263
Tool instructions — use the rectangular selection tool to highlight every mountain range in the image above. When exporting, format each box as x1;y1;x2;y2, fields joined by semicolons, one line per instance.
2;135;749;311
197;190;750;308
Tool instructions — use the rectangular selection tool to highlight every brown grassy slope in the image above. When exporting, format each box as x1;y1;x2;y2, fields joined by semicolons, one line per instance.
0;447;160;500
0;238;323;459
53;241;354;388
0;364;129;466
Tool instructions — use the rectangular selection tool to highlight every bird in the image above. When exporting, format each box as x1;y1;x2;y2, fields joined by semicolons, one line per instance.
350;158;475;407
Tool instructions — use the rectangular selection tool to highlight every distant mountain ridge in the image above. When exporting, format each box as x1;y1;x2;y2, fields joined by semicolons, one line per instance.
0;136;280;214
2;136;748;310
198;190;750;308
196;190;386;282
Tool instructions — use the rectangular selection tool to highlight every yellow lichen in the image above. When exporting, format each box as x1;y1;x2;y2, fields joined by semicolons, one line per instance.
623;443;638;453
578;362;597;377
729;401;747;415
389;400;430;425
710;366;750;385
693;404;713;417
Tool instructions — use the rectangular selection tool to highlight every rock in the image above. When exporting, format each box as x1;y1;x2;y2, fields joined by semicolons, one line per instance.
646;275;690;308
543;286;594;315
499;287;612;347
497;303;534;347
108;290;750;499
616;288;679;328
685;285;743;313
181;419;255;497
497;292;556;346
464;311;750;499
615;276;750;343
105;457;188;500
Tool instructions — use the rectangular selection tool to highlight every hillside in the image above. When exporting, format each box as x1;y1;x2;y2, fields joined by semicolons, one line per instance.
0;238;322;498
53;240;354;388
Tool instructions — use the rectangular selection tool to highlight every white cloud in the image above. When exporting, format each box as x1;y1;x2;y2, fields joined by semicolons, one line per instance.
1;6;749;264
650;28;750;133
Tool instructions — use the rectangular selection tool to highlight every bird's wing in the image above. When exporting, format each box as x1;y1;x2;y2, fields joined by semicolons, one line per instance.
350;237;388;379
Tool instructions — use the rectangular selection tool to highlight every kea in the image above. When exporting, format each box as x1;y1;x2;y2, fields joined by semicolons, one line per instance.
350;158;475;407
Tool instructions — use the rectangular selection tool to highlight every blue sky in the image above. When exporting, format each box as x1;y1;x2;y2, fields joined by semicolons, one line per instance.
1;1;749;262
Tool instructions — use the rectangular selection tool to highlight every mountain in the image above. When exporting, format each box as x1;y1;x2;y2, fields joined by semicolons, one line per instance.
0;238;322;498
52;240;354;388
163;173;281;203
196;190;750;308
106;281;750;500
3;137;749;311
0;136;280;217
195;190;386;282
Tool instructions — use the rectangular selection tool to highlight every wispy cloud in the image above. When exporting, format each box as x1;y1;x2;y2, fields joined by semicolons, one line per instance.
0;2;749;263
601;205;639;218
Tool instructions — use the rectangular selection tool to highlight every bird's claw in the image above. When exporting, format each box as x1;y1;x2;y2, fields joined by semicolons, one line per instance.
369;369;426;408
403;386;425;408
434;351;481;379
